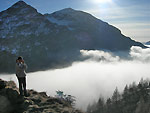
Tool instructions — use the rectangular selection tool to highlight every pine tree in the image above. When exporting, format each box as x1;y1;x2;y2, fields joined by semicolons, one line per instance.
135;97;149;113
87;79;150;113
111;87;122;113
106;98;112;113
112;87;121;104
95;97;105;113
122;85;130;113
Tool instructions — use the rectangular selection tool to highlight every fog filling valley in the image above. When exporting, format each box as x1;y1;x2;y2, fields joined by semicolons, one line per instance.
1;46;150;110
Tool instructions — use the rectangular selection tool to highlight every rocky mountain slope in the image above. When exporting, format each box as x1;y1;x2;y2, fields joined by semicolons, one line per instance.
0;1;146;73
144;41;150;45
0;79;84;113
44;8;146;50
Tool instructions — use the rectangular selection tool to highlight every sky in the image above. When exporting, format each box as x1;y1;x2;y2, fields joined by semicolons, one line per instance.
0;0;149;42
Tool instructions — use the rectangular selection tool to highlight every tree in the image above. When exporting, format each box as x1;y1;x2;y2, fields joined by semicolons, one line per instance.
122;85;130;113
111;87;122;113
106;98;112;113
112;87;121;104
87;79;150;113
135;97;149;113
138;79;150;102
95;97;105;113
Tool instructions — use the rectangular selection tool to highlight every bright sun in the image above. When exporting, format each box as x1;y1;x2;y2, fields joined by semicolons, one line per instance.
92;0;112;3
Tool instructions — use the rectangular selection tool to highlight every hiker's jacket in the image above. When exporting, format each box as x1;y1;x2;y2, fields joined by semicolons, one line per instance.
16;62;27;77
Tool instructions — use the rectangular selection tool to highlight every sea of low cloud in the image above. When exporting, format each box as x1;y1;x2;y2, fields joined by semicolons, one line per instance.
1;46;150;111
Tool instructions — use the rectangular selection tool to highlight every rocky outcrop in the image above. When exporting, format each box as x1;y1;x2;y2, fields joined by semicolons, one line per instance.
0;79;84;113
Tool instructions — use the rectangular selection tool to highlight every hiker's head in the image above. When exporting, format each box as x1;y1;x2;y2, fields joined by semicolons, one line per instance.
16;59;19;63
17;56;23;62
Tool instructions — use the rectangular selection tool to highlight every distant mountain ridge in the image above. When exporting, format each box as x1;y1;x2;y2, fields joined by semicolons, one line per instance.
0;1;147;73
144;41;150;45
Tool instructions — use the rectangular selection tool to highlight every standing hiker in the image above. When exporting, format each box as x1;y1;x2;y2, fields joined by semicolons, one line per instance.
16;56;27;96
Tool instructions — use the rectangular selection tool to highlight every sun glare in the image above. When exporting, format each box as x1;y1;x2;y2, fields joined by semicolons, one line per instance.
92;0;112;3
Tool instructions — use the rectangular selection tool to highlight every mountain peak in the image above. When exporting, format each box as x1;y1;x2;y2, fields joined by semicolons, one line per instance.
62;8;75;11
54;7;76;14
11;1;28;8
5;0;37;14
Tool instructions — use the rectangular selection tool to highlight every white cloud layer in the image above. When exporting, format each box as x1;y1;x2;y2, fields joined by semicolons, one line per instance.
80;49;120;62
81;46;150;62
1;46;150;111
130;46;150;62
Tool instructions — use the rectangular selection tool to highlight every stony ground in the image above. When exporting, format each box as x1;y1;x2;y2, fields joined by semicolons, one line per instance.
0;79;85;113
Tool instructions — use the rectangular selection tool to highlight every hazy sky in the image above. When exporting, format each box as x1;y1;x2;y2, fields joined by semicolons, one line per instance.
0;0;150;42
